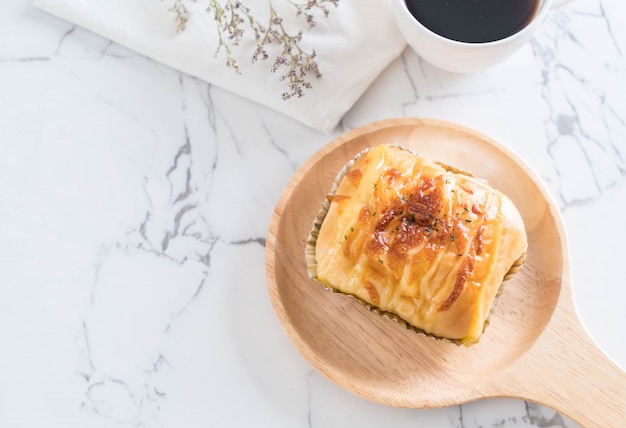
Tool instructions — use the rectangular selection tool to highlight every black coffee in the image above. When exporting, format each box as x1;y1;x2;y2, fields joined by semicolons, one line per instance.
405;0;539;43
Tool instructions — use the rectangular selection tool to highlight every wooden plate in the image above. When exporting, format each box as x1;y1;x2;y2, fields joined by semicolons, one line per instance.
265;118;626;426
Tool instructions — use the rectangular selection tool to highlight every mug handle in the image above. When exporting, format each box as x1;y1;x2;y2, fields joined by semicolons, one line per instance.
551;0;573;8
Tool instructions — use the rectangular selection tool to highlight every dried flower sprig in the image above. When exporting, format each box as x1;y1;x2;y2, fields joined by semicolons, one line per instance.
168;0;192;32
205;0;249;74
289;0;339;29
164;0;339;99
253;3;323;99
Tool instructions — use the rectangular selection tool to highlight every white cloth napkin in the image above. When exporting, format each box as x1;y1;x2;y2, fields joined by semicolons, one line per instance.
33;0;406;134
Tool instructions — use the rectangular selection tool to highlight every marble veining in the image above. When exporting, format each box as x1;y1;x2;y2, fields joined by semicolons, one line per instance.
1;0;624;427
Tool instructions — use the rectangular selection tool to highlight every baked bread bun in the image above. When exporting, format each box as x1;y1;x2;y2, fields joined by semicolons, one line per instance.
307;144;527;345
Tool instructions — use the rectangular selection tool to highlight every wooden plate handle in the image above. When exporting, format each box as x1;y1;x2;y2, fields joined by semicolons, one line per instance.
485;287;626;427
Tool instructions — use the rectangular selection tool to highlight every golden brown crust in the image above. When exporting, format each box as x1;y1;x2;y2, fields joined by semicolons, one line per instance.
311;145;527;345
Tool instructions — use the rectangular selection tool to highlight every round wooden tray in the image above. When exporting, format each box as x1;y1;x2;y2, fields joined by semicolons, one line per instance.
265;118;626;427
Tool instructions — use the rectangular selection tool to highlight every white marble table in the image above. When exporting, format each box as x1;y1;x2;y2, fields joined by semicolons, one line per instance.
1;0;624;427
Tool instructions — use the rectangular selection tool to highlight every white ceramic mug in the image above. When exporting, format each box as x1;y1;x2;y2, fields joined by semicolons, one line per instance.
390;0;571;73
